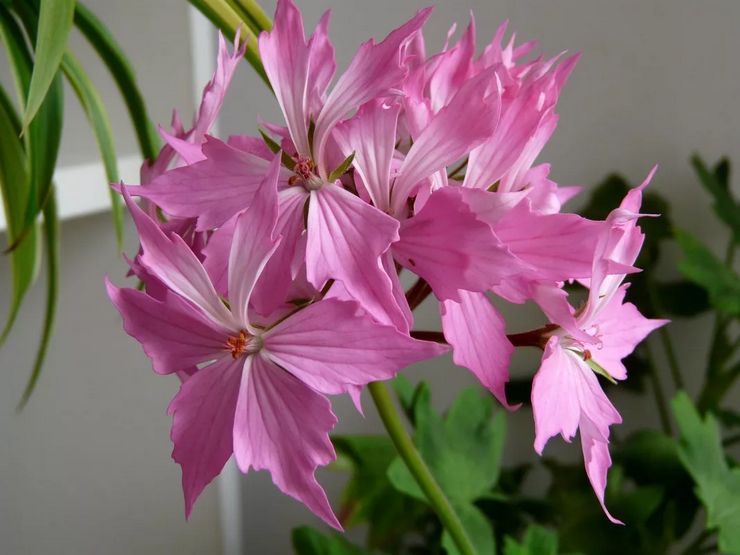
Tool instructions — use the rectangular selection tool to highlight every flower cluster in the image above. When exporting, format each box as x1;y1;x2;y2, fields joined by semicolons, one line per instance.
108;0;665;527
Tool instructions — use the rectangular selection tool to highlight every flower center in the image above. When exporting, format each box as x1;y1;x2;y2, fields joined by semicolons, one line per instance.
224;330;263;358
288;156;325;191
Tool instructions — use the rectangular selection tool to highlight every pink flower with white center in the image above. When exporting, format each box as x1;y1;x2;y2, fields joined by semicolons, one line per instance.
530;168;668;523
107;155;446;526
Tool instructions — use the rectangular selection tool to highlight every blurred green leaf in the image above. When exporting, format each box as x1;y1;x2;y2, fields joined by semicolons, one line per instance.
61;52;124;249
291;527;383;555
332;434;426;549
674;229;740;317
652;280;710;317
441;502;495;555
73;2;159;161
691;155;740;243
503;525;558;555
388;387;507;505
328;152;355;182
673;392;740;554
22;0;75;130
18;190;59;409
579;174;630;221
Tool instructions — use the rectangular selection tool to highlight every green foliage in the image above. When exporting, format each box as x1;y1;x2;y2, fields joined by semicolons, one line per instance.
673;393;740;554
292;527;382;555
502;525;559;555
691;155;740;244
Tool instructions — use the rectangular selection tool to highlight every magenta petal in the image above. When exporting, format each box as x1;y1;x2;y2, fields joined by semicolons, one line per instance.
232;354;340;529
259;0;312;157
106;279;231;375
394;187;519;301
122;190;235;329
263;298;446;395
306;185;408;331
333;100;399;212
167;356;243;518
129;137;289;230
314;7;433;170
440;291;516;408
306;10;336;115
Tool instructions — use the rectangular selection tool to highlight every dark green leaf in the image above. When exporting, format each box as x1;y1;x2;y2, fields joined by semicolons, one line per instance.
22;0;75;130
328;152;355;183
674;229;740;317
73;2;159;161
291;526;382;555
441;503;495;555
61;52;124;249
652;280;710;317
672;392;740;554
579;174;630;221
503;525;558;555
691;155;740;243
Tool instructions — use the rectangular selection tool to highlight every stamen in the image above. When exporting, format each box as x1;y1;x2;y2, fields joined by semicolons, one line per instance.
582;349;592;361
225;330;249;359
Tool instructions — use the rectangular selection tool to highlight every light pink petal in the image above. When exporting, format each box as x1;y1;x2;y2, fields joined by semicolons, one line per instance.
314;7;433;171
493;200;603;281
168;356;243;518
306;185;408;331
232;354;340;528
440;291;515;408
531;284;593;343
579;415;623;525
252;187;310;316
531;337;583;453
259;0;312;157
159;126;206;165
459;187;528;226
127;137;290;230
122;190;235;329
226;154;282;325
393;187;519;301
382;250;414;332
392;69;500;212
306;10;336;116
262;298;446;395
427;15;476;112
106;279;231;374
333;100;399;212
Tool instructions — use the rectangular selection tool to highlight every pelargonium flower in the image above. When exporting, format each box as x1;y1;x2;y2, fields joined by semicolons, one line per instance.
530;169;668;522
107;155;446;525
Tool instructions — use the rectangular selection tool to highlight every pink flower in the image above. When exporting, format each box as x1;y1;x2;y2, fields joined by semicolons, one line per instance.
530;169;667;522
107;155;446;525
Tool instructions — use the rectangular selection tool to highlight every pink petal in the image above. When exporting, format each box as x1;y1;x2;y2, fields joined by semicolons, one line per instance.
227;155;282;326
122;190;235;329
127;137;289;230
306;185;408;331
333;100;399;212
168;356;243;518
232;354;340;529
314;7;433;171
106;279;232;374
259;0;312;157
262;298;446;395
392;69;500;212
306;10;336;116
393;187;519;301
579;415;623;525
427;15;476;112
440;291;516;408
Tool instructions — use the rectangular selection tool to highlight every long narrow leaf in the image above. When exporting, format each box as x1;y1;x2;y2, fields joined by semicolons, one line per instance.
72;2;159;161
225;0;272;34
17;189;59;409
61;52;124;249
21;0;75;130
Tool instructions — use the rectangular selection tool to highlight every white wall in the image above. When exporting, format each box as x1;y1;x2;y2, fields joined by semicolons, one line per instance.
1;1;738;554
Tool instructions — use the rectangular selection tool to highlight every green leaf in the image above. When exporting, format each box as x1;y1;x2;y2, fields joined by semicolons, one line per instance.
18;189;59;409
652;280;710;317
503;525;558;555
674;229;740;317
672;392;740;554
291;526;382;555
579;174;631;220
0;70;39;345
691;155;740;243
73;2;159;161
441;503;495;555
388;387;507;505
22;0;75;130
328;152;355;183
61;52;124;249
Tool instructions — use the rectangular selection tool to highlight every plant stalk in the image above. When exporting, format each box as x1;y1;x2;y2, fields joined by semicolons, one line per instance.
367;381;477;555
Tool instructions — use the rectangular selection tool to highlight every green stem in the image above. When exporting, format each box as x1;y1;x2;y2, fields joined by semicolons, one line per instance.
642;340;672;434
367;381;477;555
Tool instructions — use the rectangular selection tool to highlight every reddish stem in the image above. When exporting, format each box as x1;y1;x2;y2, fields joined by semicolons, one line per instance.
405;278;433;311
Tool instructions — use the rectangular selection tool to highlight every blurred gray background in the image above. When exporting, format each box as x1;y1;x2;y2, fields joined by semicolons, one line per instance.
1;0;738;553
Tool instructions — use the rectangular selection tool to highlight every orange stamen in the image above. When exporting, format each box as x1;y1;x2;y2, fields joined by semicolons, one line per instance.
225;330;249;359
